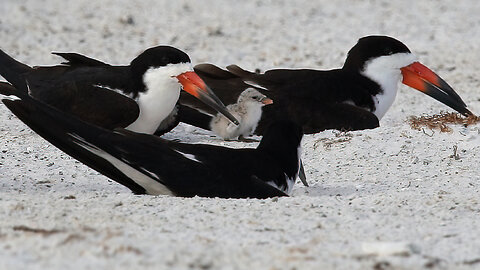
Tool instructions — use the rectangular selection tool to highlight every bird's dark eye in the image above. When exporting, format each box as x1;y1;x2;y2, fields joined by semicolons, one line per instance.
383;48;393;55
252;96;260;100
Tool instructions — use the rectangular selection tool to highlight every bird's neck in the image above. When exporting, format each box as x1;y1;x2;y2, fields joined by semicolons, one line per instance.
361;67;401;120
126;68;181;134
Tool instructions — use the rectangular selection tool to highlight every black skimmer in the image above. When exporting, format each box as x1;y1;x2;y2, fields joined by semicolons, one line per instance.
0;46;238;135
2;90;303;198
210;88;273;140
179;35;472;134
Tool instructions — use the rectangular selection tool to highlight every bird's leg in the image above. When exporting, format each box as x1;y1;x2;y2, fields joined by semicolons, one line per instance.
298;160;308;187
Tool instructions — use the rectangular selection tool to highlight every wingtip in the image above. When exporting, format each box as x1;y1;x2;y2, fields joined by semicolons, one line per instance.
2;98;14;107
0;82;18;96
2;98;32;121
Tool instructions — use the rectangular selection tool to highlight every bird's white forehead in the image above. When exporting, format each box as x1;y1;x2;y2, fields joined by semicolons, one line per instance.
363;52;418;71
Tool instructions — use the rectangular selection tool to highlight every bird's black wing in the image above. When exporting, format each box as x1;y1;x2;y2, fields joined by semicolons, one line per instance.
64;82;140;129
192;63;381;134
255;98;379;134
1;76;140;130
20;64;140;128
196;64;343;100
26;64;136;96
0;50;141;129
226;65;372;103
195;63;379;107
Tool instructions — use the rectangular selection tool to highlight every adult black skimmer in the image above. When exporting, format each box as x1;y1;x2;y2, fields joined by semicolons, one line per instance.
179;35;472;134
0;46;238;135
2;91;302;198
209;88;273;140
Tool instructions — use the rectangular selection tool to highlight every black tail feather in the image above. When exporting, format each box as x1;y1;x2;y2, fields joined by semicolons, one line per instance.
52;52;109;67
0;49;31;92
0;82;18;96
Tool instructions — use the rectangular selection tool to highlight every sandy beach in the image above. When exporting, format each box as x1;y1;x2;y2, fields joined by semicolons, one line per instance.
1;1;480;269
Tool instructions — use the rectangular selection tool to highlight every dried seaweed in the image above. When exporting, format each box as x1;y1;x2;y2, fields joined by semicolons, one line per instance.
408;112;480;133
314;131;353;150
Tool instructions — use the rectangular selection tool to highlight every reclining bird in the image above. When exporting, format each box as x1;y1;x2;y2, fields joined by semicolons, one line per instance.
178;35;472;135
2;90;303;199
0;45;238;136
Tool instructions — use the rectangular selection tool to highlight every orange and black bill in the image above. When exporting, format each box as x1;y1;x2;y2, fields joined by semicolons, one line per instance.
176;71;239;125
401;62;472;116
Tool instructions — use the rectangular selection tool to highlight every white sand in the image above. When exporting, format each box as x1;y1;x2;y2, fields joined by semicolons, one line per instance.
1;1;480;269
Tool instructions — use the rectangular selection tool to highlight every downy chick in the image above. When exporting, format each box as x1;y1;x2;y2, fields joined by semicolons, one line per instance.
210;88;273;140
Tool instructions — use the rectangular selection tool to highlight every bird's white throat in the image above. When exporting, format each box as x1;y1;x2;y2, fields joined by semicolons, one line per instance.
126;63;192;134
362;52;417;119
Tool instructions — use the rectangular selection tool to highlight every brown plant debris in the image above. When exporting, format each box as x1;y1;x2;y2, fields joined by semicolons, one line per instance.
408;112;480;133
13;225;63;236
314;131;353;150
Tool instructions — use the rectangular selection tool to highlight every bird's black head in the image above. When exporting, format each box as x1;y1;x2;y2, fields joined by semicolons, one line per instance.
131;46;191;69
130;46;191;89
343;36;411;71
